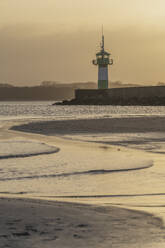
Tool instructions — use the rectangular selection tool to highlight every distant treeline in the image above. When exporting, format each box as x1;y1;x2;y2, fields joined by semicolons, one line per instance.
0;86;74;101
0;82;96;101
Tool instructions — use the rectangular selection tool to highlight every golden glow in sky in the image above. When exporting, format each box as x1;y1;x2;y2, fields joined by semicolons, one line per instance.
1;0;165;30
1;0;165;85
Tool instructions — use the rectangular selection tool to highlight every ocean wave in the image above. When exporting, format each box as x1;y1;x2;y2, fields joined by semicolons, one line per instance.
48;192;165;199
0;140;59;159
0;163;153;181
0;191;34;195
1;192;165;200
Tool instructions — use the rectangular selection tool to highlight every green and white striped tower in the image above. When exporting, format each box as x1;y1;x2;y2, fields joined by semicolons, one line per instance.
92;33;113;89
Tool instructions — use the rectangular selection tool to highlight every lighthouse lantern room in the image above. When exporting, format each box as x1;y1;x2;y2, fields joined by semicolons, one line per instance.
92;33;113;89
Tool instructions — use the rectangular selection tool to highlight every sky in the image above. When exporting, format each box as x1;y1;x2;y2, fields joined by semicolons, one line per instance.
1;0;165;86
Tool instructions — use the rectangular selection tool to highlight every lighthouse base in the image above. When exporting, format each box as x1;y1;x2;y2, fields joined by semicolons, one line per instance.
98;80;108;89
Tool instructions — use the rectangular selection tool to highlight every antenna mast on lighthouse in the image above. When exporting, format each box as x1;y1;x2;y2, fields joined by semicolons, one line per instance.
93;27;113;89
101;25;104;52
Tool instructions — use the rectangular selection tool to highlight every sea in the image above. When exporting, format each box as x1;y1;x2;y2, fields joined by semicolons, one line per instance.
1;101;165;221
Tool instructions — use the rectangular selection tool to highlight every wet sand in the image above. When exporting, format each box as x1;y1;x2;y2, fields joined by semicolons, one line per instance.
11;116;165;135
2;116;165;247
0;197;164;248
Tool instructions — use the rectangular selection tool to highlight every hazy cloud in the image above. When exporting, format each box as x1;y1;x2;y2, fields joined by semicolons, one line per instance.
1;24;165;85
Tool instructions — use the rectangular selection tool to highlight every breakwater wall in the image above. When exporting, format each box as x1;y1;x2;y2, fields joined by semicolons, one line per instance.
56;86;165;105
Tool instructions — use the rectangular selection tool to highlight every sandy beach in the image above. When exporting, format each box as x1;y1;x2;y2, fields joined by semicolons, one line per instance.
11;116;165;134
0;197;164;248
1;114;165;247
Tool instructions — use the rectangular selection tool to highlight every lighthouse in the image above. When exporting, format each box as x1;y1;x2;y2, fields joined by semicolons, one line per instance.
93;33;113;89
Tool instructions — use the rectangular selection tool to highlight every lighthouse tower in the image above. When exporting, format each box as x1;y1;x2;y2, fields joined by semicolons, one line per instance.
93;33;113;89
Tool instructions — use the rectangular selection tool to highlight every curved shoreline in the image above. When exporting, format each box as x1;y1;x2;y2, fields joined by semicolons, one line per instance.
0;148;60;160
0;197;164;248
0;163;153;182
2;118;165;247
0;140;60;160
11;116;165;134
